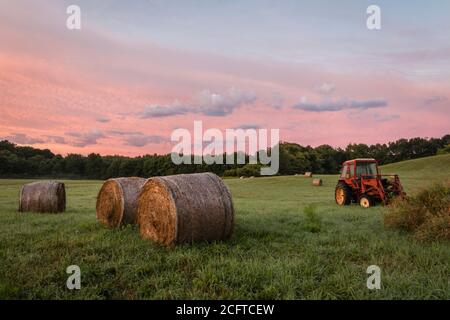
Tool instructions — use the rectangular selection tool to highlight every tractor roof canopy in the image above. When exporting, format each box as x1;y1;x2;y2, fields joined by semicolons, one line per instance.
344;158;377;164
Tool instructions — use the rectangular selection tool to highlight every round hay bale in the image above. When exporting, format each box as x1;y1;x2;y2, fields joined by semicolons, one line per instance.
138;172;234;246
96;177;146;228
312;178;323;186
304;172;313;177
19;181;66;213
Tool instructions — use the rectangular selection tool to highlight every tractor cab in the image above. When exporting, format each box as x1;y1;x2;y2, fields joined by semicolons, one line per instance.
335;158;405;208
341;158;379;180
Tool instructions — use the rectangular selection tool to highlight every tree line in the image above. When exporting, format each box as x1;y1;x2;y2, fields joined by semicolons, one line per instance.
0;135;449;179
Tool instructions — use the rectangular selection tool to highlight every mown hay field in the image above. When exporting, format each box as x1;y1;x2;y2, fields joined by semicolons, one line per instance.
0;154;449;299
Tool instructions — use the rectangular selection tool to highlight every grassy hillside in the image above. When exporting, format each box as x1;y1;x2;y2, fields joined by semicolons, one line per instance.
381;154;450;192
0;155;449;299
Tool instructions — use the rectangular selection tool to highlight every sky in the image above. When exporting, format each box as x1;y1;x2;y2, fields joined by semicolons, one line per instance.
0;0;449;156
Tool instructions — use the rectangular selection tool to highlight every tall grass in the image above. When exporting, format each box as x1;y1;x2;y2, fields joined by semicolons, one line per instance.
303;204;322;233
384;182;450;241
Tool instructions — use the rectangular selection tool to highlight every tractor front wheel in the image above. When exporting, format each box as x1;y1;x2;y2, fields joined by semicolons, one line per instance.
335;183;352;206
359;195;372;208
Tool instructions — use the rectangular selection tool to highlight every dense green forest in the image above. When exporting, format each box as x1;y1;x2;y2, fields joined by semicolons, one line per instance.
0;135;449;179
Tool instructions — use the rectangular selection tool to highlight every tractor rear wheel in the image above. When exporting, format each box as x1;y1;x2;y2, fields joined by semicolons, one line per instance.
335;183;352;206
359;195;372;208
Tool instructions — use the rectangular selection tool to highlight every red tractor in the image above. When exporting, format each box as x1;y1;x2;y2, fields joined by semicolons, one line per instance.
335;158;406;208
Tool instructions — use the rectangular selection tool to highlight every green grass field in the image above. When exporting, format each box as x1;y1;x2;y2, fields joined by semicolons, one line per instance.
0;154;449;299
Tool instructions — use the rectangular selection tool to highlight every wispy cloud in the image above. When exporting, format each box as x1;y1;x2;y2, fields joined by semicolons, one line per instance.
292;98;388;112
124;134;167;147
3;133;44;145
96;116;110;123
65;129;104;147
108;130;167;147
140;88;257;118
197;88;257;116
269;92;284;109
233;123;262;130
372;113;400;122
45;135;67;144
108;130;142;136
423;95;446;106
317;82;336;95
141;101;188;118
348;112;400;123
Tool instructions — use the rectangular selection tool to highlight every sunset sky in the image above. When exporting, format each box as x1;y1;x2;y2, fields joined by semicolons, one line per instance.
0;0;449;156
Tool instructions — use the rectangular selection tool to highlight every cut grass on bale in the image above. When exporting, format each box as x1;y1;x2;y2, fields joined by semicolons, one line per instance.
19;181;66;213
0;154;449;299
96;177;146;228
138;173;234;246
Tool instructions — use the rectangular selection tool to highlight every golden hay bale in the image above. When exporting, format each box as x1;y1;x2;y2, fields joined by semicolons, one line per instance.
96;177;146;228
312;178;323;186
304;172;313;177
138;172;234;246
19;181;66;213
